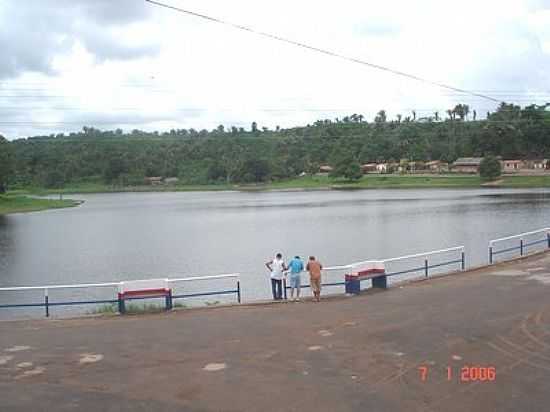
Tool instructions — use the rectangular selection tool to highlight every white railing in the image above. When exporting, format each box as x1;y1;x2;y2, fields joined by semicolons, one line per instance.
0;273;241;317
489;227;550;264
323;246;465;272
379;246;465;265
289;246;466;297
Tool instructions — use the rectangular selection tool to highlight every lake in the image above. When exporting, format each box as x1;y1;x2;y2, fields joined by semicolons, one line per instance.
1;188;549;317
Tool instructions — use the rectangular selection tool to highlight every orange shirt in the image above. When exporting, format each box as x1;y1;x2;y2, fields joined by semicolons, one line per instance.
307;260;323;280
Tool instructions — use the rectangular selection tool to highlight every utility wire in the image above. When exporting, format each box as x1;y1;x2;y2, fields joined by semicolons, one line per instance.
145;0;500;103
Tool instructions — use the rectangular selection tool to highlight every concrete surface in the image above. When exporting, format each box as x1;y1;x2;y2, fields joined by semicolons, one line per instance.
2;253;550;411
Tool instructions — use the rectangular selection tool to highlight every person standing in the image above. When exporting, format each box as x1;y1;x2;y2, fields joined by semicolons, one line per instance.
306;256;323;302
287;255;304;301
266;253;287;300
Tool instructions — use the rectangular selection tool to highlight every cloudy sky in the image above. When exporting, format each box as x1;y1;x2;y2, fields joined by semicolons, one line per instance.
1;0;549;139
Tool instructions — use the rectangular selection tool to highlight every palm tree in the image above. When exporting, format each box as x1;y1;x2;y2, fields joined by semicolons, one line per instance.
463;104;470;121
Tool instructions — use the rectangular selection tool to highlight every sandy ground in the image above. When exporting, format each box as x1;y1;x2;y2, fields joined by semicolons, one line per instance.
2;252;550;411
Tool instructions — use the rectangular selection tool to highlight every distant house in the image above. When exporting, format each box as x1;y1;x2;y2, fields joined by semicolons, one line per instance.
408;161;426;172
452;158;483;174
523;159;547;170
425;160;449;173
319;165;333;173
361;163;378;174
164;177;179;185
144;176;163;185
387;162;400;173
502;160;523;173
376;163;388;173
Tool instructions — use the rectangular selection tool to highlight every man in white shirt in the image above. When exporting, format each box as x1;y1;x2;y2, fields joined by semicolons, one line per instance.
265;253;287;300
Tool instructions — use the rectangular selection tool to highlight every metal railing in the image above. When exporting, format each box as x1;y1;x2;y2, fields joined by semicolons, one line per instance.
489;228;550;264
283;246;465;296
0;273;241;317
282;264;349;298
380;246;465;279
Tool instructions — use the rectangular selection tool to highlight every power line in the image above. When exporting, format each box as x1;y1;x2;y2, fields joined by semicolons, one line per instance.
145;0;500;103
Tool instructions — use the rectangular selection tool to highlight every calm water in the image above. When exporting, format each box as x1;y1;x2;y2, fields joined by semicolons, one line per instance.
1;188;549;317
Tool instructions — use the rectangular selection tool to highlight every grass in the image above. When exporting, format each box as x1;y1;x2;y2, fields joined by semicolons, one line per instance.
10;174;550;197
0;194;81;215
499;175;550;188
263;174;486;190
262;174;550;190
16;182;234;196
90;302;187;315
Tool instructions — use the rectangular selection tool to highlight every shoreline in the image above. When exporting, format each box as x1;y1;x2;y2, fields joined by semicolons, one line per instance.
0;195;82;215
10;174;550;196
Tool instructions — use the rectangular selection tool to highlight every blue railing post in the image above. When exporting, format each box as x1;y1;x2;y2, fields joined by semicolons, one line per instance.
547;232;550;249
424;259;429;277
461;252;465;270
520;239;524;256
118;293;125;314
44;288;49;318
489;246;493;264
237;280;241;304
165;290;173;311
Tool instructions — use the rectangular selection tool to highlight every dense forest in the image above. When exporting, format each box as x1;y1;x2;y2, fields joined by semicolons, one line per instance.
1;102;549;189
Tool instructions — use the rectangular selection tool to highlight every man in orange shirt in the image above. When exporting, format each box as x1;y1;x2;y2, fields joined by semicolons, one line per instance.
306;256;323;302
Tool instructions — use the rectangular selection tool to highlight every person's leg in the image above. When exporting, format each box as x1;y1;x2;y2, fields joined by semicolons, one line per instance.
276;279;283;299
271;278;277;300
312;279;321;301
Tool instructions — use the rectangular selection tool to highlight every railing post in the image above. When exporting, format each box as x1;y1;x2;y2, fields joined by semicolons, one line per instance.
461;251;465;271
118;294;125;314
165;289;173;311
283;278;287;300
117;283;125;314
489;246;493;265
520;238;524;256
44;288;49;318
237;280;241;304
547;232;550;249
424;259;429;277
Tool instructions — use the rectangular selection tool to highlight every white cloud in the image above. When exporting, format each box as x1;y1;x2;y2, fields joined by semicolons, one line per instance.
1;0;549;138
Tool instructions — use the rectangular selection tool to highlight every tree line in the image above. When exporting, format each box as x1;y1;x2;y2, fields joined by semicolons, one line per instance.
1;102;549;189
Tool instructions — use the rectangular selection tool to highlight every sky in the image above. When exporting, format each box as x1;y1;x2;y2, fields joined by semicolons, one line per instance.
0;0;549;139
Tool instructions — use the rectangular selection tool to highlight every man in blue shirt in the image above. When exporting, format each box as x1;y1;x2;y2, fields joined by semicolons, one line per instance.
287;255;304;301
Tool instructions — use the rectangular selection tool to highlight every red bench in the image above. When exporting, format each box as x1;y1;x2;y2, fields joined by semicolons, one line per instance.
345;262;387;294
117;279;172;314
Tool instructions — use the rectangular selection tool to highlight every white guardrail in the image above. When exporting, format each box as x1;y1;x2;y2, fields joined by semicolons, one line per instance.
489;227;550;264
0;273;241;317
324;246;465;273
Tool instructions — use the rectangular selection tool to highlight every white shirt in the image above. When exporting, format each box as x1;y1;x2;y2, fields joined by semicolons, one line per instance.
270;258;285;280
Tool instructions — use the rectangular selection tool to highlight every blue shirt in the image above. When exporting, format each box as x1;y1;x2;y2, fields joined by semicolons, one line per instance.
288;258;304;274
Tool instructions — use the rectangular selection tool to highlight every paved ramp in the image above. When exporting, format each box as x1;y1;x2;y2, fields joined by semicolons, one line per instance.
2;253;550;411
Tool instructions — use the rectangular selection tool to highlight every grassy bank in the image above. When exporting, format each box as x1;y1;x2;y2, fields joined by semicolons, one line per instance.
256;174;550;190
0;195;80;215
11;174;550;196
